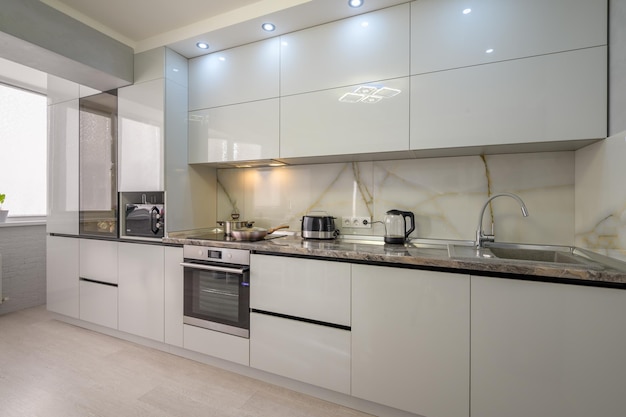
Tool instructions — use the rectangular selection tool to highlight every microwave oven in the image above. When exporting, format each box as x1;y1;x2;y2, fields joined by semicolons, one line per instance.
125;203;164;238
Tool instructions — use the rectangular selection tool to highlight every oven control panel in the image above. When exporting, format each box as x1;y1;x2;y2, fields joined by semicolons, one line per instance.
183;245;250;266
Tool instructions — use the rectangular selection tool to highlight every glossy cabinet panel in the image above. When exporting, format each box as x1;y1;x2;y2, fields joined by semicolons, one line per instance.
118;80;165;192
411;0;607;74
164;246;183;347
79;280;117;329
183;324;249;366
472;276;626;417
281;77;409;158
47;99;79;235
250;254;351;325
46;236;79;318
189;38;279;111
250;313;351;394
280;4;410;96
411;47;607;150
118;243;164;342
188;99;279;163
79;239;118;284
352;265;470;417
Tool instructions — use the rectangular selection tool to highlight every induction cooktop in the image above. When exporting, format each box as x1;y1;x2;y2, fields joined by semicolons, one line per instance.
186;232;285;242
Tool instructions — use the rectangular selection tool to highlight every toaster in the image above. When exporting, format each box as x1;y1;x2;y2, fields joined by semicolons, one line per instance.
301;213;338;239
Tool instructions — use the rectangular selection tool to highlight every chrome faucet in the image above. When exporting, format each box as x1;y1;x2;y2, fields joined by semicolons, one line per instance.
476;192;529;248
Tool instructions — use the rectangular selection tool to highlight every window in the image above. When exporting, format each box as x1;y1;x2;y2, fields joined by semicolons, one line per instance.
0;83;47;217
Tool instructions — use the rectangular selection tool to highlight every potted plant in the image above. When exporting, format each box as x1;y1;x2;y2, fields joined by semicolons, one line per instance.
0;194;7;222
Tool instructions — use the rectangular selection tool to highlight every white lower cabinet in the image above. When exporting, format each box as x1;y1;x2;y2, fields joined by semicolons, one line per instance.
250;313;351;394
250;254;351;325
351;264;470;417
118;243;164;342
46;236;79;318
79;280;117;329
183;324;249;366
471;276;626;417
164;246;183;347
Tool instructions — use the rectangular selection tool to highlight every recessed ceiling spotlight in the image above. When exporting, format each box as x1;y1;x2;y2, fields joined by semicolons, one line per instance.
485;48;494;54
262;22;276;32
196;42;209;50
349;0;364;8
463;8;472;14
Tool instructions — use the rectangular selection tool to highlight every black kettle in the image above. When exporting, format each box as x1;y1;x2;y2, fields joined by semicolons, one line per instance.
384;209;415;244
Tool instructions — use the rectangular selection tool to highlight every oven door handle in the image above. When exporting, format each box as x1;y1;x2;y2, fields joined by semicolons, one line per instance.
180;262;247;275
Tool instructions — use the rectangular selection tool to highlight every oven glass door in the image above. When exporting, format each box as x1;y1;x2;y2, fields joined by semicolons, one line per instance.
183;262;250;338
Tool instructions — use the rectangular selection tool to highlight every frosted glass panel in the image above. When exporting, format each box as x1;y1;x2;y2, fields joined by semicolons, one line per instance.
79;91;118;237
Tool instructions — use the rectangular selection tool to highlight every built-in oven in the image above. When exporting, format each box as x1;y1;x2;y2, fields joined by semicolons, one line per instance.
181;245;250;338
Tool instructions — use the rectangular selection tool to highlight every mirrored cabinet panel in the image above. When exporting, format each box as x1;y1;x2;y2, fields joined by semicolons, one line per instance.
79;90;118;237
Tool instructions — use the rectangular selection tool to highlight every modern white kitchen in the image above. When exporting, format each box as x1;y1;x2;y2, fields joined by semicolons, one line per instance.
1;1;626;416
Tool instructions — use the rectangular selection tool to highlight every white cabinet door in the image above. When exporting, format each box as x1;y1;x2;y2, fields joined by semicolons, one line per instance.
46;236;79;318
280;4;410;96
79;280;117;329
188;99;279;163
188;38;279;111
79;239;118;284
118;243;164;341
47;99;79;235
280;77;409;159
164;246;183;347
411;47;607;150
250;313;350;394
472;276;626;417
352;264;470;417
250;254;351;326
118;79;164;192
411;0;607;75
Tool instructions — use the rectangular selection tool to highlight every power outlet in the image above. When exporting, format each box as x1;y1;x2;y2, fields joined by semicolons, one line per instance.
341;216;372;228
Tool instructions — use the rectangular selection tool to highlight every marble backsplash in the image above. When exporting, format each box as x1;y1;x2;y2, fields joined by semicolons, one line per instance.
217;151;575;246
575;130;626;262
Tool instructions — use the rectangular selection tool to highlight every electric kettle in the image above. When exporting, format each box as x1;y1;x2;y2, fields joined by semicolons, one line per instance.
384;209;415;244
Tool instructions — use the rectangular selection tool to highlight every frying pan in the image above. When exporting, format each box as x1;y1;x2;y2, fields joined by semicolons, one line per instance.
230;225;289;241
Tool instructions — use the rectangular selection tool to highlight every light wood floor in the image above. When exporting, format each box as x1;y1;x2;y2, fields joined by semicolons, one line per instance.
0;306;373;417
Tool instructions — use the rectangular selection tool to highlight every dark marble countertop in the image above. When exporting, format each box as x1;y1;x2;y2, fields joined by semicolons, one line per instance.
164;231;626;288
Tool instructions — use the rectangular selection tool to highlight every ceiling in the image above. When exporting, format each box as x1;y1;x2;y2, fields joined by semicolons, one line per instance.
39;0;409;58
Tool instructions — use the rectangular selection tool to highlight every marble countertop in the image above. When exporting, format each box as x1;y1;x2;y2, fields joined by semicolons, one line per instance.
164;231;626;288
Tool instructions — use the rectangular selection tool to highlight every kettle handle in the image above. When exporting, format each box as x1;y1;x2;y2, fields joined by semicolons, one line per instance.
403;211;415;238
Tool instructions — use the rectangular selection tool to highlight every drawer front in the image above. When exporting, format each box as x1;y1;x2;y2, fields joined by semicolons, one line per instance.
183;324;249;366
79;239;118;284
250;313;350;394
250;255;351;326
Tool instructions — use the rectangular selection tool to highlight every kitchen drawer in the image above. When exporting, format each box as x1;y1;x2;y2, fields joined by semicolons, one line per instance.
250;254;351;326
79;279;118;329
183;324;249;366
79;239;118;284
250;313;350;394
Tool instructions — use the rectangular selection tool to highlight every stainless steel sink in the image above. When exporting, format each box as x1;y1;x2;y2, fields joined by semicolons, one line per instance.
449;242;614;270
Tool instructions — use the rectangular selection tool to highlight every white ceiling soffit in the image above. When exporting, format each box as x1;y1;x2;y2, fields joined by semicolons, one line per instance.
41;0;409;59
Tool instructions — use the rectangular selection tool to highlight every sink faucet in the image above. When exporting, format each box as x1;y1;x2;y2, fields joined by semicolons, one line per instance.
476;192;529;248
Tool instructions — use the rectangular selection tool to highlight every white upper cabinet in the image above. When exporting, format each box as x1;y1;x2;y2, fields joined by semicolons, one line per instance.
280;4;410;96
118;79;165;192
411;0;607;74
188;99;279;164
280;77;409;159
411;47;607;149
188;38;280;111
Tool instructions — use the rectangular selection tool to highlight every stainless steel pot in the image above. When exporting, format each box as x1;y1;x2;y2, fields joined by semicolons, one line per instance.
217;220;254;236
230;225;289;241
